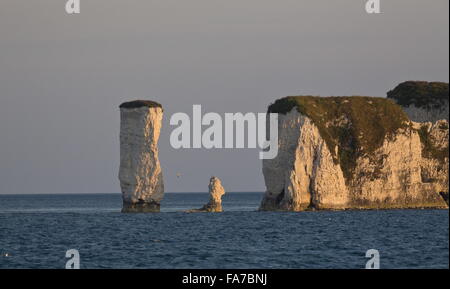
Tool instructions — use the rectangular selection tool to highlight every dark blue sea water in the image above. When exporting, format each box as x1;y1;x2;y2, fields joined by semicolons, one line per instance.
0;193;448;269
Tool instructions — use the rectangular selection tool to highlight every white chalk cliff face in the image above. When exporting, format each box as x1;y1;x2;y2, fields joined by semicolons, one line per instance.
119;101;164;213
187;177;226;213
260;98;449;211
261;110;349;211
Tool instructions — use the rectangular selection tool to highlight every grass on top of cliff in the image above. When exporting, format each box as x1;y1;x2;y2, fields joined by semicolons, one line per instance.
120;100;163;109
387;81;449;109
268;96;410;181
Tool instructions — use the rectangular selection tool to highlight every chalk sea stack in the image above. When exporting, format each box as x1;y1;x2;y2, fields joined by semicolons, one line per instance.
119;100;164;213
260;95;449;211
387;81;449;123
187;177;226;213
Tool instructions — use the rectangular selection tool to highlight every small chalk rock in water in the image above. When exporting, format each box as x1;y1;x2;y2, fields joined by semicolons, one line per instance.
187;177;226;213
119;100;164;213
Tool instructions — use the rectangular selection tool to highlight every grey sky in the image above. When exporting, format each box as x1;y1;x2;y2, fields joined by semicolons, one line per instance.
0;0;448;194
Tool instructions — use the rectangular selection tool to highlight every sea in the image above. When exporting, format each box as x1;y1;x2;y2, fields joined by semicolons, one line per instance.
0;193;448;269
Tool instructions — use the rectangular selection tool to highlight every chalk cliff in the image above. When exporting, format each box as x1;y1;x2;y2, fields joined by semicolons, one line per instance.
260;96;449;211
187;177;226;213
119;100;164;213
387;81;449;123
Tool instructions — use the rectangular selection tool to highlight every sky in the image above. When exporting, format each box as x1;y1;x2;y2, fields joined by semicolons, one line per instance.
0;0;448;194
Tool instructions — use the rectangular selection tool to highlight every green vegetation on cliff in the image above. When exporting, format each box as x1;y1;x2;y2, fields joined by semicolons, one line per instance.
387;81;449;109
268;96;410;180
418;124;449;162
